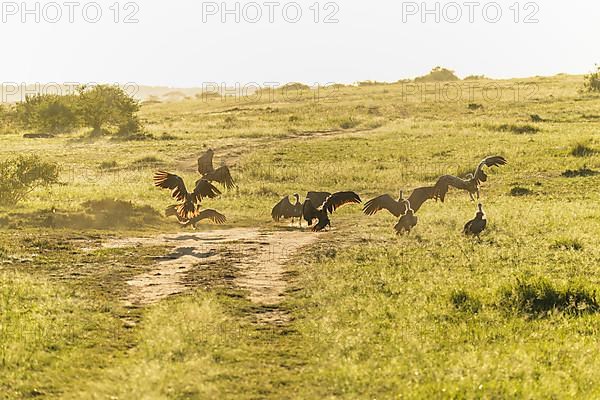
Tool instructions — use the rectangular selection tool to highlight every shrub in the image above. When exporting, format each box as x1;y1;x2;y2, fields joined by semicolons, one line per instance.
510;187;533;196
496;124;539;134
583;64;600;93
464;75;486;80
77;84;141;136
450;289;482;313
339;117;360;130
570;143;597;157
0;104;18;134
498;276;598;316
551;238;584;251
16;94;79;134
0;155;60;206
562;167;599;178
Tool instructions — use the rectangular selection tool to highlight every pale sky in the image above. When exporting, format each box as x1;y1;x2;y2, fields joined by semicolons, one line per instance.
1;0;597;87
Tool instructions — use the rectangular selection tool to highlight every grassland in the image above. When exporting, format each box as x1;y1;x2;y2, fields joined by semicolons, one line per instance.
2;74;600;398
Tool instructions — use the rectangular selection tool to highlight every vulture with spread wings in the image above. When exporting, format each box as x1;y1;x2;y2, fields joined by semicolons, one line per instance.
154;171;221;220
165;205;227;228
302;191;362;232
433;156;507;202
363;187;435;217
306;191;332;208
197;148;236;190
271;194;303;225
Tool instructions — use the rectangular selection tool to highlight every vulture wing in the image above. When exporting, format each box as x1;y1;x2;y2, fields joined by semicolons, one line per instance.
165;205;189;223
302;199;319;226
433;175;470;202
272;196;295;221
306;191;332;208
363;194;404;217
323;191;362;214
176;202;199;220
407;186;435;213
474;156;508;184
197;150;215;175
188;209;227;225
204;166;236;190
154;171;189;202
192;179;222;202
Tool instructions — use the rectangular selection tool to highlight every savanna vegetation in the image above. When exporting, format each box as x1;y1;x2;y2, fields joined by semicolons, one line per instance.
1;72;600;398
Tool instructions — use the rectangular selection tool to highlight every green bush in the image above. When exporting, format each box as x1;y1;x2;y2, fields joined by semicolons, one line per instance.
77;85;141;136
583;64;600;92
570;143;597;157
498;276;598;316
16;94;79;134
0;155;60;206
450;289;482;313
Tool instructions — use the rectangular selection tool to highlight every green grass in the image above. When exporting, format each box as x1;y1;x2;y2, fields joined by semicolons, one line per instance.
2;74;600;398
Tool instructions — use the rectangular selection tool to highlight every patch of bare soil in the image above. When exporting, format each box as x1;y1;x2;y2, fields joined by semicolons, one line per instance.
102;228;317;319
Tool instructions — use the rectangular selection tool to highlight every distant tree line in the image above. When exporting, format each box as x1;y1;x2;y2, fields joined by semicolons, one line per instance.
1;85;141;136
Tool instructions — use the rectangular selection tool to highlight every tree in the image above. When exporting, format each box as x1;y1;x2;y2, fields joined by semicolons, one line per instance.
415;66;460;82
16;94;79;134
584;64;600;93
77;85;141;136
0;155;60;206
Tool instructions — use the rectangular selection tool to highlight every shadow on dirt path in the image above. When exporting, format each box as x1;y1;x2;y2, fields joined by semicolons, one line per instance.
102;228;318;322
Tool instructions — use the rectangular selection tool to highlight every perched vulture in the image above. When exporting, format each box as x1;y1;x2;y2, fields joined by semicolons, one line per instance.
271;194;303;225
165;205;226;228
463;203;487;237
154;171;221;219
197;148;236;190
363;187;435;217
302;191;361;232
394;200;418;235
433;156;507;202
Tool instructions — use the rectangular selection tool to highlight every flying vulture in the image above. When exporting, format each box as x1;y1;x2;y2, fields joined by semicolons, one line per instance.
154;171;221;219
197;148;236;190
433;156;507;202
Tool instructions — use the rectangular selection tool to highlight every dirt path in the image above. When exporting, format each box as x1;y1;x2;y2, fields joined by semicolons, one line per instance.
102;228;317;312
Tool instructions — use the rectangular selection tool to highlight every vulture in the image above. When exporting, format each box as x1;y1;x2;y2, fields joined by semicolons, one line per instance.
197;148;236;190
271;194;303;225
306;191;332;208
363;187;435;217
463;203;487;237
154;171;221;219
433;156;507;202
394;200;418;235
165;205;227;228
302;191;362;232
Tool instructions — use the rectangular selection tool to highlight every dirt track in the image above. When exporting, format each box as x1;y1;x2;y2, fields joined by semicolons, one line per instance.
102;228;317;312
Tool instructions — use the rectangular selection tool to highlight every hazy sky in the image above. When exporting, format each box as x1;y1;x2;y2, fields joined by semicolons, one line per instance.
1;0;597;87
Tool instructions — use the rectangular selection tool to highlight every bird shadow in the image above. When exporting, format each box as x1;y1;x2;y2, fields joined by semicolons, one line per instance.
157;247;217;261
